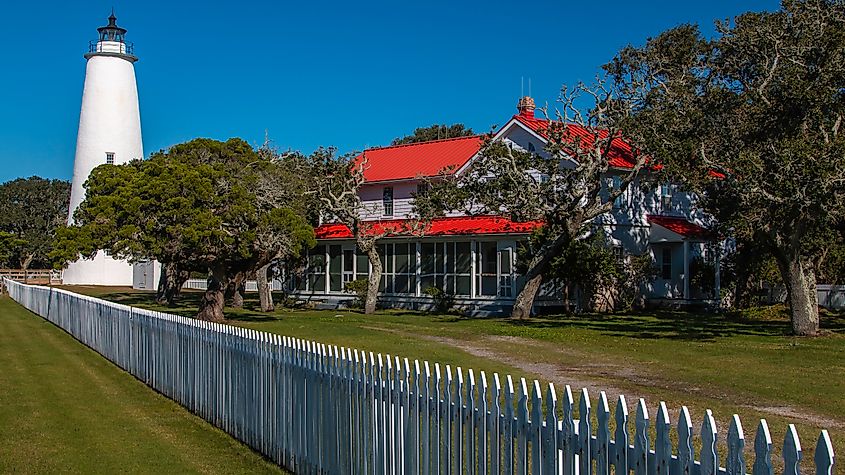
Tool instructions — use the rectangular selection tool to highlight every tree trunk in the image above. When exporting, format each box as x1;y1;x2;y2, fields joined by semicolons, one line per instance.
364;246;382;315
511;238;564;319
512;271;543;319
20;254;33;272
226;272;246;308
156;262;188;306
257;263;274;312
777;253;819;336
197;266;227;322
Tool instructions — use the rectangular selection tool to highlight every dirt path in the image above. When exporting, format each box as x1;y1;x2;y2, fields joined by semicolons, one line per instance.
366;325;844;430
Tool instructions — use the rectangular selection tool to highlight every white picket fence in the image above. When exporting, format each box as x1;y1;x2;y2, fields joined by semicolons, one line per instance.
3;279;836;475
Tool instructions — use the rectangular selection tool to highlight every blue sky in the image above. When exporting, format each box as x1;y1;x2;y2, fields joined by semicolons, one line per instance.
0;1;778;183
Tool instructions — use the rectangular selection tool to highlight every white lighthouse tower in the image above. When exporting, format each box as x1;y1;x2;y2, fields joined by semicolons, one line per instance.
63;12;142;286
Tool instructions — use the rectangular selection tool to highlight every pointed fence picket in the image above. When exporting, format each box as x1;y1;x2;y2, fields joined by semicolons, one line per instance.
3;279;837;475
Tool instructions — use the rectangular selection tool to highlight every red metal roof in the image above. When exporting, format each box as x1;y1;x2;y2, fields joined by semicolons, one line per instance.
647;215;711;238
355;136;484;183
315;215;542;240
513;114;638;169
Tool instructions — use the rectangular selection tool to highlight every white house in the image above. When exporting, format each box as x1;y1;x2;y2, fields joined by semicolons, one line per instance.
293;97;721;314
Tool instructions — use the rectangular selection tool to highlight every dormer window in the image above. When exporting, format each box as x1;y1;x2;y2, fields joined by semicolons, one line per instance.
383;186;394;216
106;152;115;165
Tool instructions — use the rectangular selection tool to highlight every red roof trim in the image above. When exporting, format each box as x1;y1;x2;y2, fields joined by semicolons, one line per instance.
647;215;711;239
315;215;542;240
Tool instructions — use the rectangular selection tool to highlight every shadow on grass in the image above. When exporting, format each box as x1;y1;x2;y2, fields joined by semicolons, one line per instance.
504;307;845;341
90;289;845;342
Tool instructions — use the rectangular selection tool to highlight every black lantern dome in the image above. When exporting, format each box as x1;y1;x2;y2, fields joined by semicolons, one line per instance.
97;12;127;43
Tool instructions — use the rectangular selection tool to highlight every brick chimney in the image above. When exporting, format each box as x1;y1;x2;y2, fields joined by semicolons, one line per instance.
517;96;536;118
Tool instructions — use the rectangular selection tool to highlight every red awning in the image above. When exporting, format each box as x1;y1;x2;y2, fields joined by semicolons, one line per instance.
315;215;542;240
647;215;711;239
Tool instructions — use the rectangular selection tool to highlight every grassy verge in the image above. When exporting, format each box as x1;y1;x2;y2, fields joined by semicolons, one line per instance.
66;286;845;465
0;295;284;474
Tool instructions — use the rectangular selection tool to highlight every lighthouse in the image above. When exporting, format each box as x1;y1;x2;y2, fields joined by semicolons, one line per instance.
63;12;142;286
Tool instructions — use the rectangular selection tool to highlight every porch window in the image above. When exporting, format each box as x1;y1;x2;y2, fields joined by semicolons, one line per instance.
306;245;327;292
328;245;356;292
419;242;471;296
379;242;416;294
356;250;369;282
477;241;498;296
661;247;672;280
383;186;394;216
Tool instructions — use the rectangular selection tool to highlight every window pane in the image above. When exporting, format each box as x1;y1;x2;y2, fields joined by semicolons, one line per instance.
446;242;456;273
456;242;471;273
343;249;354;272
309;245;326;270
421;243;435;274
481;276;497;296
329;246;342;273
395;243;409;273
499;249;512;274
311;274;326;292
410;243;417;269
435;243;444;274
445;275;455;294
394;275;409;294
357;252;369;275
456;275;471;295
329;245;342;291
420;275;434;292
385;244;394;273
480;242;497;274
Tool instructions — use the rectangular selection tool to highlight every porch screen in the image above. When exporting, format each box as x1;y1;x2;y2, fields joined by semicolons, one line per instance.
420;241;471;296
379;242;416;294
307;245;326;292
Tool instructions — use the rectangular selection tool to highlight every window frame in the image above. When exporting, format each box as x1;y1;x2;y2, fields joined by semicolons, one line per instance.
382;186;394;217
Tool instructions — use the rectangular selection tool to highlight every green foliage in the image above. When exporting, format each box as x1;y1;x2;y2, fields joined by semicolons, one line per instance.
53;138;316;316
690;255;716;297
544;229;655;312
0;177;70;269
343;278;369;308
0;231;26;265
423;286;455;313
615;1;845;331
391;123;475;145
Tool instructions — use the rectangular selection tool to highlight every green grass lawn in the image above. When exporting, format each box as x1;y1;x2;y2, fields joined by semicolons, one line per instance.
63;286;845;465
0;295;285;474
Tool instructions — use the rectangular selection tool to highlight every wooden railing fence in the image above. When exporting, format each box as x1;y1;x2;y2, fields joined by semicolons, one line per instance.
0;268;62;285
3;279;836;474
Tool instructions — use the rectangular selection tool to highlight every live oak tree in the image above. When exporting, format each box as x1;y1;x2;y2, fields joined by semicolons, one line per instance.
54;138;314;321
414;85;653;319
615;0;845;335
392;123;475;145
0;177;70;270
308;148;419;315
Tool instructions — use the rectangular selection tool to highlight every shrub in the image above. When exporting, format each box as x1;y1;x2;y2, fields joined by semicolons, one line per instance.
423;286;454;313
343;278;369;309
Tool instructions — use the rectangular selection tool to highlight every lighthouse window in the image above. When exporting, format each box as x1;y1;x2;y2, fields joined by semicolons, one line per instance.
106;152;115;165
